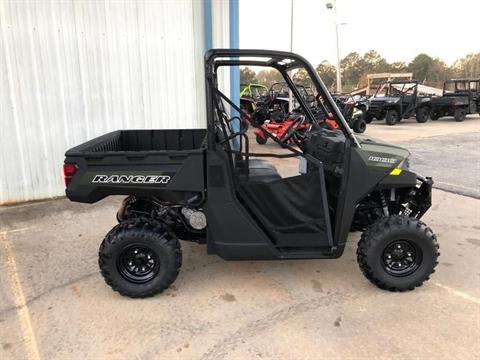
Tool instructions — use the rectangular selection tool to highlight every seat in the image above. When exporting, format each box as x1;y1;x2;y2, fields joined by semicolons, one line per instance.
238;159;281;184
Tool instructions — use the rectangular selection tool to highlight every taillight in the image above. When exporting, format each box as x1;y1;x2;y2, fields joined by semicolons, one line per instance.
63;163;78;187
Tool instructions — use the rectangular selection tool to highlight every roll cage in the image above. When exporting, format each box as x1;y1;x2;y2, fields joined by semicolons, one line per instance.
240;83;268;98
374;80;418;98
204;49;360;152
443;79;480;95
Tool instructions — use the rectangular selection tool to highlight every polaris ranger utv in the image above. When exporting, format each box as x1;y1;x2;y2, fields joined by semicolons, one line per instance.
430;79;480;121
63;49;438;298
367;80;431;125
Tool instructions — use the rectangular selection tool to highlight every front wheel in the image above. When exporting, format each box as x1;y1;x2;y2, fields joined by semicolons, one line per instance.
99;218;182;298
357;215;439;291
352;119;367;133
385;110;399;125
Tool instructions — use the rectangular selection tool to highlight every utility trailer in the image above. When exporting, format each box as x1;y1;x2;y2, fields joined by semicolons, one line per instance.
64;49;438;298
430;79;480;121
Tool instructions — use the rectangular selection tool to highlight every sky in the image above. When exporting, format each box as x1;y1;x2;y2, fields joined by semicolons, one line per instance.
239;0;480;67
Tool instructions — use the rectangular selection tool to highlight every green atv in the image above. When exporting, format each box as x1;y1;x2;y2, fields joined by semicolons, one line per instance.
240;83;269;115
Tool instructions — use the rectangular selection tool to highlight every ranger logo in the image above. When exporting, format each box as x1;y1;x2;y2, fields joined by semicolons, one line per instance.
92;175;171;184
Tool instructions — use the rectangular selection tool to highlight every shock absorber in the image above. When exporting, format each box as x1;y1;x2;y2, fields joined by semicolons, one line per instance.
379;191;389;216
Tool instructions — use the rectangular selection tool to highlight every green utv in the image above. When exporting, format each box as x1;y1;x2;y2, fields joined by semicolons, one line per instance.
63;50;438;298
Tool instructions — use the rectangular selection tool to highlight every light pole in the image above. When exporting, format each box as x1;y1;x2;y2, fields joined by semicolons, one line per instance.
326;1;342;93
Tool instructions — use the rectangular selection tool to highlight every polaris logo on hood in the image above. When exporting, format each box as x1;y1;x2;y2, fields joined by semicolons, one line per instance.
92;175;171;184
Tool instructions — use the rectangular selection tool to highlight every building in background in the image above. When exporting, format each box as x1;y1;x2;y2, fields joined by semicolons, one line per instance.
0;0;238;204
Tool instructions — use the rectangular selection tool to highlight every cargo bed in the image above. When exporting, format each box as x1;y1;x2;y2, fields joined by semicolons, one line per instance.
64;129;207;203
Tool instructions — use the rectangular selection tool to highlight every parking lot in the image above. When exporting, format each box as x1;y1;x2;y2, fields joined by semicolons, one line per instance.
1;116;479;359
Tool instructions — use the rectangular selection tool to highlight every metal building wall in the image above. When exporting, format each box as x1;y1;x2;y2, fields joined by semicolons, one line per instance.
0;0;211;204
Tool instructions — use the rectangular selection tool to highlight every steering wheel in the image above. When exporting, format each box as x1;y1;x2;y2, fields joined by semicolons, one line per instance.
278;115;307;145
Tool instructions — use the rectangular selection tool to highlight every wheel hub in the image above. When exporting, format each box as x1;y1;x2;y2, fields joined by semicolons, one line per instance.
118;245;159;283
382;240;421;276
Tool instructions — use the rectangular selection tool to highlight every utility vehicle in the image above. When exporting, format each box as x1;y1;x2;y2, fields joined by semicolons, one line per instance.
333;94;367;133
240;83;269;115
430;79;480;121
367;80;431;125
64;49;438;298
261;82;316;120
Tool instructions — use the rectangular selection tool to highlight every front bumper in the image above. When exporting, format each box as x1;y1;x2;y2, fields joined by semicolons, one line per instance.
408;176;433;219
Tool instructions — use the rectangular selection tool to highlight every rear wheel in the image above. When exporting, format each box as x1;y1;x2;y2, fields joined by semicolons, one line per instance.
255;133;267;145
357;215;439;291
415;107;429;123
99;218;182;298
385;110;399;125
430;111;440;120
454;108;466;122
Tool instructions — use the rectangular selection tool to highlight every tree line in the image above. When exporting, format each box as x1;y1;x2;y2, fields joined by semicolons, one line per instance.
240;51;480;92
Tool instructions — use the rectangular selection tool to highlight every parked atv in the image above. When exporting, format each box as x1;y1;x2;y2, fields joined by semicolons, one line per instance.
64;49;438;298
240;83;269;115
333;94;367;133
367;81;431;125
264;82;316;120
430;79;480;121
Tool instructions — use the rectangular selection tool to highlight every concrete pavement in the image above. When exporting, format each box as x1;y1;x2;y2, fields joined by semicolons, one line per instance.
1;117;479;360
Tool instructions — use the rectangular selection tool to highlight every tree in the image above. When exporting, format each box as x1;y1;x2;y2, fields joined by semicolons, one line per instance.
408;54;434;82
292;68;311;86
240;67;257;84
452;53;480;78
255;68;284;87
390;62;407;72
408;54;450;87
361;50;390;74
340;52;362;90
316;61;336;90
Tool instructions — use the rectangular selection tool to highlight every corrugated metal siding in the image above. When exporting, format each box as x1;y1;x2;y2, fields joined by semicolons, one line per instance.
0;0;210;204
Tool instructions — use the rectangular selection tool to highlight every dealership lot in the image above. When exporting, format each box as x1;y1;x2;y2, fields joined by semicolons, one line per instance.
1;116;479;359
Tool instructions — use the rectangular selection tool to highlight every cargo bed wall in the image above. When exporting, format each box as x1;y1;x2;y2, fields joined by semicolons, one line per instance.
66;129;207;154
65;129;207;203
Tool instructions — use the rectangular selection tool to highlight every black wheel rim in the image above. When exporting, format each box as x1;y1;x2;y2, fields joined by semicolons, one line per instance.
118;244;160;283
382;240;422;277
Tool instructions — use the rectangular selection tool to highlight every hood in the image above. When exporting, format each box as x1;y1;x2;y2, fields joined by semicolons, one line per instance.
355;134;410;169
370;96;400;103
